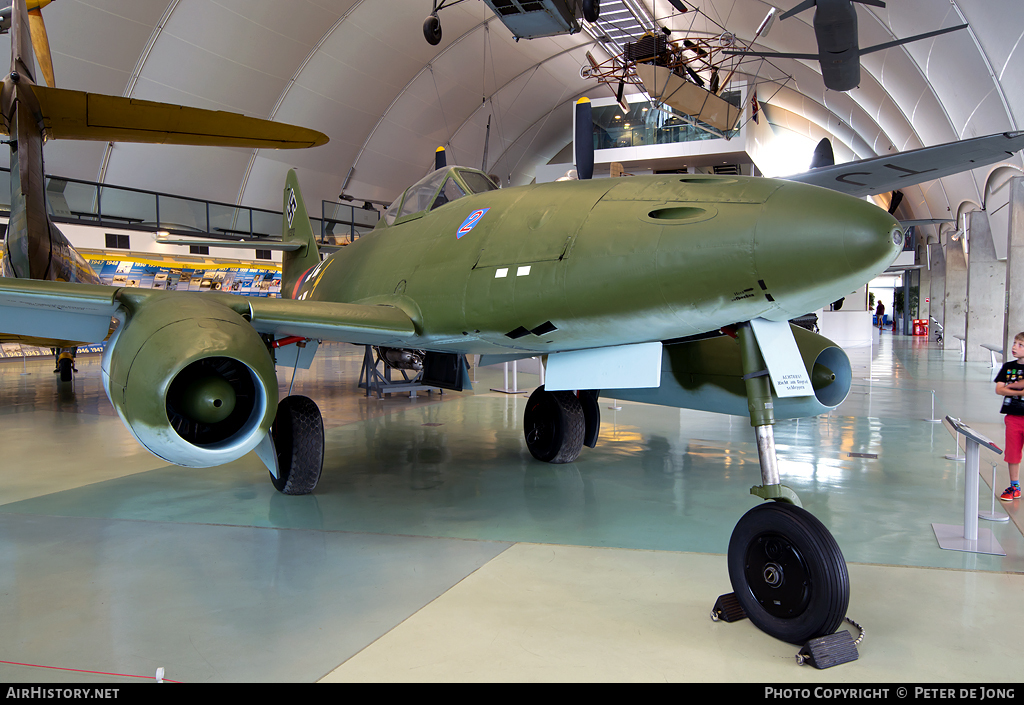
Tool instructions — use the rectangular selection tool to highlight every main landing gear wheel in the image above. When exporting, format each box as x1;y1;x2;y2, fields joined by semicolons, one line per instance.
582;0;600;23
524;386;585;464
727;502;849;645
58;357;73;382
423;14;442;45
270;395;324;495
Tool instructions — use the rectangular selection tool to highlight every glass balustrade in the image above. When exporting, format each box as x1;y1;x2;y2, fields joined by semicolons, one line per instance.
591;92;741;150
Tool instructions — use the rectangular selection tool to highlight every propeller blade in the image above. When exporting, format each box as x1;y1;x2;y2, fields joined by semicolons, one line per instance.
28;7;54;88
683;39;707;57
481;115;491;172
435;146;446;170
667;0;689;13
887;190;904;215
683;64;704;88
809;138;835;169
575;98;594;180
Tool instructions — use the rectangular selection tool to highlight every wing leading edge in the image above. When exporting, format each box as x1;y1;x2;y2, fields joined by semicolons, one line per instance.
0;279;417;348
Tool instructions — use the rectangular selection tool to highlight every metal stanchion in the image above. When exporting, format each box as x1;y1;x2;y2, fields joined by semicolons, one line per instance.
491;360;523;394
979;462;1011;523
944;416;966;462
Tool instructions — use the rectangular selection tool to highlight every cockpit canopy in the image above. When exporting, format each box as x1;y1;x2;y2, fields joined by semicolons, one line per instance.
382;167;498;226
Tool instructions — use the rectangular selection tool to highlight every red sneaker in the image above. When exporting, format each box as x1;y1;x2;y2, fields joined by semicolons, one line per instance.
1000;485;1020;501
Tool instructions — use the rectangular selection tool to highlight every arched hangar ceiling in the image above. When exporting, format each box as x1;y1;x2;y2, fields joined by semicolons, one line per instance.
5;0;1023;230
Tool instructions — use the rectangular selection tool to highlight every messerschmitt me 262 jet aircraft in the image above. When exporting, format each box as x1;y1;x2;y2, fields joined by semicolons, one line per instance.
3;0;1024;654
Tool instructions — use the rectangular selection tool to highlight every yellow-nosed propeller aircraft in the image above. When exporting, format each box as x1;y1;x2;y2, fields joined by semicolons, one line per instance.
2;0;1023;651
0;0;326;379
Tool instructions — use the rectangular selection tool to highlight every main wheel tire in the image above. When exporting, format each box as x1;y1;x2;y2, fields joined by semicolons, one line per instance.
583;0;600;23
58;357;73;382
727;502;849;645
524;386;585;464
424;14;442;45
270;395;324;495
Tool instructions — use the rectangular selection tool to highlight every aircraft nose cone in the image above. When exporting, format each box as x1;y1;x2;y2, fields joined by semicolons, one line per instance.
841;202;904;274
756;183;902;310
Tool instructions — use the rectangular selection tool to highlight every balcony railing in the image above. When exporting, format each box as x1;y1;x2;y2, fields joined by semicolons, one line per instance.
0;168;380;246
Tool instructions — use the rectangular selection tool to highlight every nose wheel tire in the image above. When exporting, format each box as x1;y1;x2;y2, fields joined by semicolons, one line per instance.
524;386;585;464
58;357;73;382
728;502;849;645
269;395;324;495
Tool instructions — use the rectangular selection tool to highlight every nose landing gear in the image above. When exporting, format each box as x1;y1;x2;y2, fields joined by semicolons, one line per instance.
720;323;852;652
728;501;849;645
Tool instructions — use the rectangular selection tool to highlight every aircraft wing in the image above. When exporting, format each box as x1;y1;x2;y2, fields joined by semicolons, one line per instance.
721;49;820;60
786;131;1024;197
21;86;328;149
0;279;418;348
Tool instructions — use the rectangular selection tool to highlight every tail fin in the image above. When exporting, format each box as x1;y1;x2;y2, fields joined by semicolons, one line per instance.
281;169;321;299
808;138;835;170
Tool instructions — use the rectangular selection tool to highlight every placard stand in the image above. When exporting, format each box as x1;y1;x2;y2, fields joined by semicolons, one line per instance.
932;417;1006;555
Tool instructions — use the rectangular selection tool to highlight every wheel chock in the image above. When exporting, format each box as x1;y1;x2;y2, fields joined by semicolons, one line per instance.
796;630;859;669
710;592;747;623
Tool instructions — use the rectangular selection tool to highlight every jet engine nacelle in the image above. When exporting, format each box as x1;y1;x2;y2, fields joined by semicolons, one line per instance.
614;325;852;419
101;295;277;468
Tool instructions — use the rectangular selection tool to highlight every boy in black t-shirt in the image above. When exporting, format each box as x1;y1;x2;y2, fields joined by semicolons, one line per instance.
996;333;1024;500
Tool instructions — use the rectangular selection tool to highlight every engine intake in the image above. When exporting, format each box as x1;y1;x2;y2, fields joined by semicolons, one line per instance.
102;295;277;468
612;324;852;419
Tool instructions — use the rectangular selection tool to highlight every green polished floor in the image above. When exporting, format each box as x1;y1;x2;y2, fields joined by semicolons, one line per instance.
1;334;1022;682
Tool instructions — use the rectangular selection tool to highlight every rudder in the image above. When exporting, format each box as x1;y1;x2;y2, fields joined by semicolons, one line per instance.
281;169;321;299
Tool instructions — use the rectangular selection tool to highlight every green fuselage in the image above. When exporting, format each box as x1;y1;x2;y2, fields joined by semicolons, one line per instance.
293;174;902;354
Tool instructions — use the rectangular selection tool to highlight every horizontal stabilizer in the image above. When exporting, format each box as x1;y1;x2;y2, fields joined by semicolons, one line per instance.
155;235;303;251
779;0;816;21
22;85;329;149
859;24;968;57
722;48;820;60
898;218;954;226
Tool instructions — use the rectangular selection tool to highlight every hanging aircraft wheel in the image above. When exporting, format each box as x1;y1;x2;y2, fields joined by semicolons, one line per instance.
727;502;849;645
270;395;324;495
423;14;442;45
58;357;73;383
582;0;600;23
523;386;585;464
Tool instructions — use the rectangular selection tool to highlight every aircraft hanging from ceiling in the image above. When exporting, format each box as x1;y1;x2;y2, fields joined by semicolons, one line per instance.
723;0;968;91
579;5;785;138
423;0;601;45
1;0;1023;654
